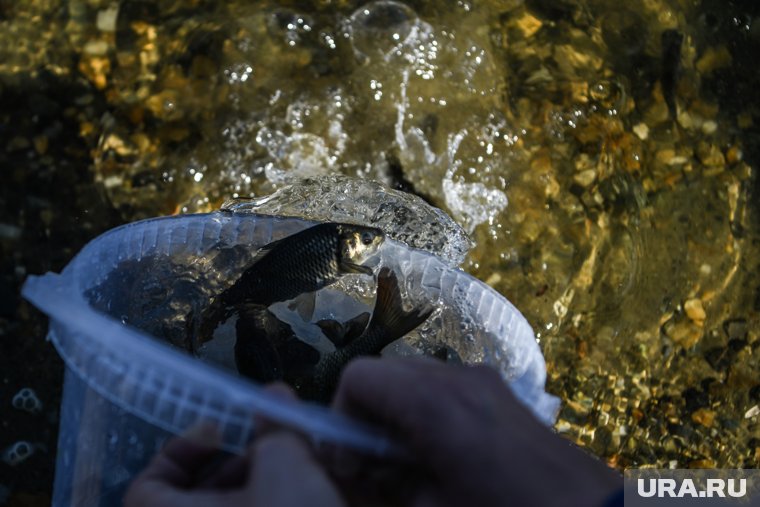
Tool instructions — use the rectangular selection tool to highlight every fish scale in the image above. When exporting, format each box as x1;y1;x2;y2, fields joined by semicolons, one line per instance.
303;268;434;402
232;268;433;403
197;222;384;345
227;225;342;305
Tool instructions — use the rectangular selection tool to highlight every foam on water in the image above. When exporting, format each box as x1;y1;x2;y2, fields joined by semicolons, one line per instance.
222;174;473;267
93;0;516;238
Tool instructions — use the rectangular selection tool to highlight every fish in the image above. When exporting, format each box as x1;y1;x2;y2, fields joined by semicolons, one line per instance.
302;267;434;403
661;29;683;121
234;303;321;383
233;267;434;404
198;222;384;342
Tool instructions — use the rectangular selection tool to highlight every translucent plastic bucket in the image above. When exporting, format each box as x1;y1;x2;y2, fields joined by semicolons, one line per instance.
22;211;559;506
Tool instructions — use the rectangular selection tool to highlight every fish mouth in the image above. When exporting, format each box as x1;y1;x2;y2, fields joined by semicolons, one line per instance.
352;247;384;269
339;259;375;276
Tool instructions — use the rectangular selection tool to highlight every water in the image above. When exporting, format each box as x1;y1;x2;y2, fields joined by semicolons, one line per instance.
221;174;473;266
1;0;760;501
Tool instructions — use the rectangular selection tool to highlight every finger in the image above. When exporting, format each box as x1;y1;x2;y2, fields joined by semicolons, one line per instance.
194;453;249;489
341;456;429;506
332;357;463;433
334;357;518;422
254;382;299;436
247;431;345;507
140;423;221;487
192;380;316;491
332;357;521;476
124;477;240;507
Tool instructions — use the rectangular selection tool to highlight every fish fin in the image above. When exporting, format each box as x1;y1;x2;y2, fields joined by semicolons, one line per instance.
198;299;234;343
316;319;348;346
371;267;434;339
186;299;213;354
317;312;371;348
339;260;373;276
345;312;371;339
289;292;316;322
246;236;286;266
236;302;273;327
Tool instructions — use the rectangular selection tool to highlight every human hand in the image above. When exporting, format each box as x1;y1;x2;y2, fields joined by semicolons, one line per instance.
124;415;345;507
332;357;621;507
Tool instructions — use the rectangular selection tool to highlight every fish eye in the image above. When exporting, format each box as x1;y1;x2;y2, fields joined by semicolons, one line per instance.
361;232;375;245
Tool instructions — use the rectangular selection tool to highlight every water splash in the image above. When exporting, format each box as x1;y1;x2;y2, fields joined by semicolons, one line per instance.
223;174;473;267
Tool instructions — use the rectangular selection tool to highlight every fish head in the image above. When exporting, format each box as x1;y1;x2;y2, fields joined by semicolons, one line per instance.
336;224;385;267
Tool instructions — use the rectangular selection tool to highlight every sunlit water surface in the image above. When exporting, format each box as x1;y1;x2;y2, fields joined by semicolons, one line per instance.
1;2;759;493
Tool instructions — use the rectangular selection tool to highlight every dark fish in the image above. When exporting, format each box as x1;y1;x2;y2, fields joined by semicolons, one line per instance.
661;29;683;121
303;267;434;402
199;222;384;342
233;268;434;404
234;303;320;383
233;304;371;386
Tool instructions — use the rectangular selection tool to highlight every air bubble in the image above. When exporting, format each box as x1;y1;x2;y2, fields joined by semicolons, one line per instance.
2;441;35;466
267;9;316;47
11;388;42;414
346;1;420;63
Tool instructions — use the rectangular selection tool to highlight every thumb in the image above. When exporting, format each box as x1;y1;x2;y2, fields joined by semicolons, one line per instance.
246;431;346;507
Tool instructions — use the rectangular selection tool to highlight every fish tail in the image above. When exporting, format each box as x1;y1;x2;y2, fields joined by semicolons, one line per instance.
305;268;435;404
317;312;370;347
369;267;434;344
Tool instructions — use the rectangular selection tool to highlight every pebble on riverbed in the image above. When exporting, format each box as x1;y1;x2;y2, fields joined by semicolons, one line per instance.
684;298;706;324
691;408;716;427
696;142;726;168
665;319;703;349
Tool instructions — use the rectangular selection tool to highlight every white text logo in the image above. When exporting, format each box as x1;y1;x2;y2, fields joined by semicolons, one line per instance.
637;478;747;498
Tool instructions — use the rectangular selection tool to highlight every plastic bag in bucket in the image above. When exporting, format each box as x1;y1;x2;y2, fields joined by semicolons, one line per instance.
22;179;559;506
